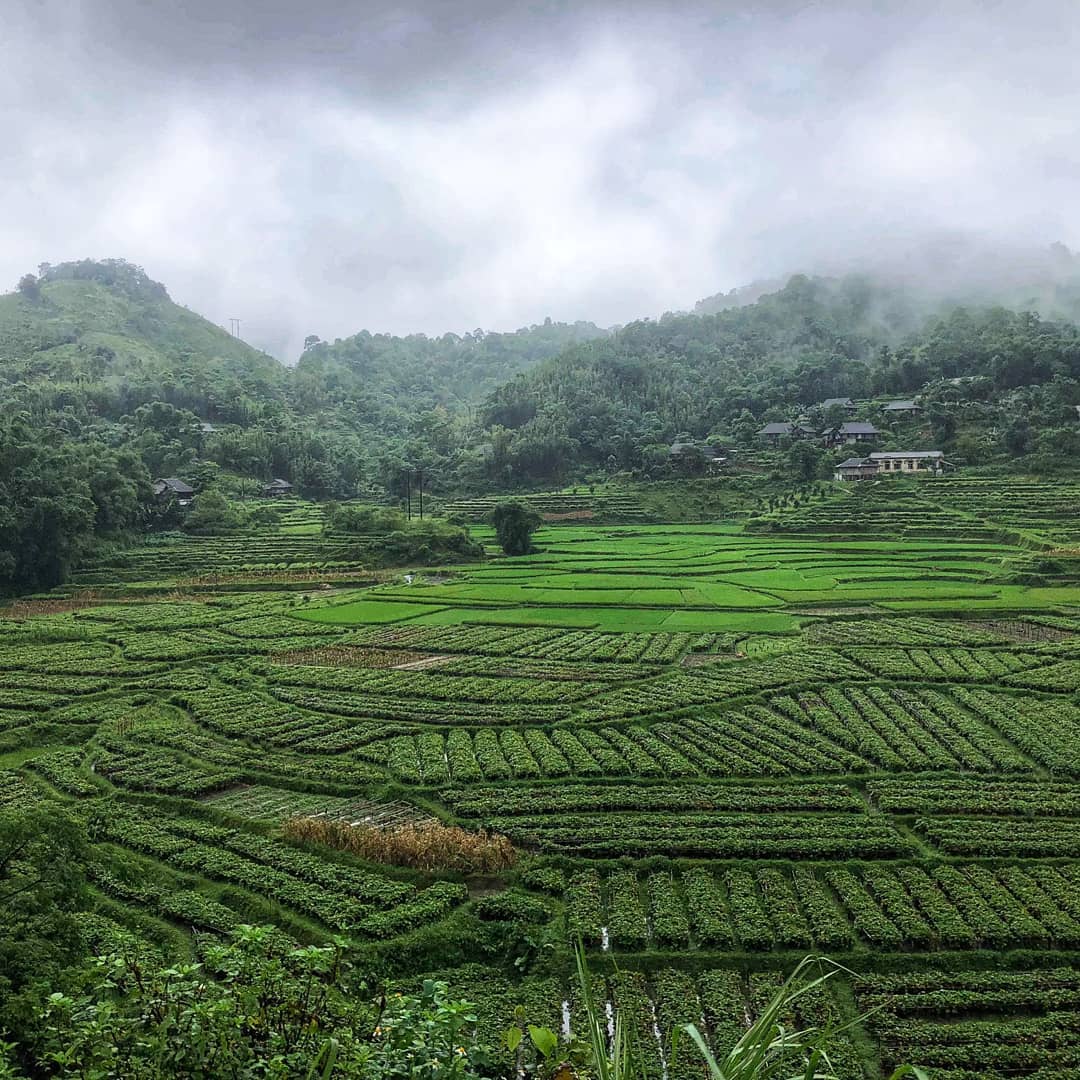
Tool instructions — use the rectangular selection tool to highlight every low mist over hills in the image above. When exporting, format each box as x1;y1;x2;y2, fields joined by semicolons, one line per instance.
695;238;1080;332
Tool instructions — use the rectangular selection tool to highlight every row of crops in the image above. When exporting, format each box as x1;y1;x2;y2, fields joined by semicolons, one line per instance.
916;476;1080;544
346;622;711;661
69;532;375;585
758;474;1080;550
561;862;1080;951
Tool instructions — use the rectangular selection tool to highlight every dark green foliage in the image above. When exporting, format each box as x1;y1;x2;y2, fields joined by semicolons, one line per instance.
0;806;89;1042
181;490;245;534
326;504;482;565
13;926;492;1079
473;889;550;923
488;500;541;555
0;415;153;591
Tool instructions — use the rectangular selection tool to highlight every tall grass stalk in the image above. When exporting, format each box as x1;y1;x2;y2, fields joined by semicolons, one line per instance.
560;946;926;1080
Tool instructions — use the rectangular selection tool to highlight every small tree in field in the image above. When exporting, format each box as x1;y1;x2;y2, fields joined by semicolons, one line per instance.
488;500;542;555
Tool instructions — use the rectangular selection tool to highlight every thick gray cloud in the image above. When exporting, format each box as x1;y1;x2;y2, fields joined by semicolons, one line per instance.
2;0;1079;358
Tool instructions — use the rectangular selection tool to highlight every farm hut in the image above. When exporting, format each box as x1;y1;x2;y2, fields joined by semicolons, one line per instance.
152;477;195;506
758;422;792;443
263;478;294;497
821;397;857;413
669;441;722;459
834;457;879;481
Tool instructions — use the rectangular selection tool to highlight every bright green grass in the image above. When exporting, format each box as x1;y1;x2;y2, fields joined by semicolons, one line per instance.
412;606;605;628
408;605;800;633
297;528;1054;628
773;583;1003;603
296;600;448;624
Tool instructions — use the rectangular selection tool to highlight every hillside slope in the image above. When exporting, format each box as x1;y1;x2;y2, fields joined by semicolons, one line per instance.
0;260;287;421
478;276;1080;482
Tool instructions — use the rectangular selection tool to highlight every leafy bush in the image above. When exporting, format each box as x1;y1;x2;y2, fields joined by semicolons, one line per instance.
487;500;542;555
12;926;492;1079
473;889;550;923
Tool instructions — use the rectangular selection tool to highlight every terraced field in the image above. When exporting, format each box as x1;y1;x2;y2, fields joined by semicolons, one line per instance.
4;478;1080;1078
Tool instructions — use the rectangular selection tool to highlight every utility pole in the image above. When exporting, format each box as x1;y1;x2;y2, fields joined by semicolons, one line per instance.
229;318;241;338
417;468;424;520
405;470;412;520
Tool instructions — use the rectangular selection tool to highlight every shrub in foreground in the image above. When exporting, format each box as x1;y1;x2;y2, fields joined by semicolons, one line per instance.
4;926;489;1079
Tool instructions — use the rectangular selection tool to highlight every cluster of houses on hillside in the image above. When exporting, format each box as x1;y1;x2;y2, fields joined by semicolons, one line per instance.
152;477;293;507
761;420;887;448
754;397;947;481
758;398;925;448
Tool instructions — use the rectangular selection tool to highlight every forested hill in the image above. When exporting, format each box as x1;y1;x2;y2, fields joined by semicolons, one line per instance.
0;258;605;592
479;275;1080;481
0;259;604;502
294;319;605;412
1;260;287;421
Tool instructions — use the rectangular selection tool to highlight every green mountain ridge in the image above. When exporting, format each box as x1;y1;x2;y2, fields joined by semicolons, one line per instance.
1;260;286;420
2;255;1079;510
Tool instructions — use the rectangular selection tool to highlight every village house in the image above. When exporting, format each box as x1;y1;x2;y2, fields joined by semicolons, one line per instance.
834;450;946;481
821;397;857;413
152;477;195;506
263;478;294;497
757;421;816;444
870;451;945;473
823;421;880;447
882;399;922;416
834;457;879;481
669;441;725;470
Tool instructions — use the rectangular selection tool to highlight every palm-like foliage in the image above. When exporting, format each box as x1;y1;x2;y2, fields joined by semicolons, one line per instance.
524;946;928;1080
680;957;926;1080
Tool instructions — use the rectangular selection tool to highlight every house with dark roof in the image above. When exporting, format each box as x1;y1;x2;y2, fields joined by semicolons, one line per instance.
882;399;922;416
152;477;195;507
821;397;856;413
834;457;879;481
823;421;880;447
263;478;294;497
757;421;816;444
669;441;724;470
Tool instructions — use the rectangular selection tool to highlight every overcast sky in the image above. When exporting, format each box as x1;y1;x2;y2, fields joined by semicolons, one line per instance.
3;0;1079;359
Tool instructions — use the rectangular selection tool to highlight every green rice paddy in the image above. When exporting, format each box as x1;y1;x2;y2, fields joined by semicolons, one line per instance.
300;525;1073;633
